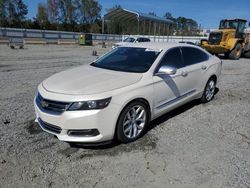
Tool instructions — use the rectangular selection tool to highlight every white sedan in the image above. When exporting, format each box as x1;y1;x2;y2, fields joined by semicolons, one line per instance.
112;36;150;48
34;43;222;145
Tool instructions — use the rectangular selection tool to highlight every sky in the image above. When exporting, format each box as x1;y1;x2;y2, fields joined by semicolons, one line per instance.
24;0;250;29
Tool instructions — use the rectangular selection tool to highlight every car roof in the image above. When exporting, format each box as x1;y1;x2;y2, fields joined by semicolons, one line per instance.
124;36;150;39
120;42;198;50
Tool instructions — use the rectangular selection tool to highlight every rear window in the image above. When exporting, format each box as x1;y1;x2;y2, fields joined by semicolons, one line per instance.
181;47;209;66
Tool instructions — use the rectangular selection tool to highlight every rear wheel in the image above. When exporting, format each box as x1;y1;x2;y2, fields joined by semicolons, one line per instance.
201;78;216;103
243;51;250;58
228;43;242;60
116;101;150;143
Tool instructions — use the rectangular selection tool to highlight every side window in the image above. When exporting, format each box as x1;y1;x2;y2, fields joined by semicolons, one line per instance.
156;48;184;71
181;47;209;66
137;38;143;42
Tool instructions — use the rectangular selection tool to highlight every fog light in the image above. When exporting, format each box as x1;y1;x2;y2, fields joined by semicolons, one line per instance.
67;129;100;137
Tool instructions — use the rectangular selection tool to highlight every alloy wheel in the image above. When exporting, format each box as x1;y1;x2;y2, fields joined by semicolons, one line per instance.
122;105;146;139
205;79;215;101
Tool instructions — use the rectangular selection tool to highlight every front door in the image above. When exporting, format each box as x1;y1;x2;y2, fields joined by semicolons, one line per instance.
153;47;187;115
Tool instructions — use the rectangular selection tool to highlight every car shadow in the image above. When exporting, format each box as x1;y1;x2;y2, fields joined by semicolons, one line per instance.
70;87;219;150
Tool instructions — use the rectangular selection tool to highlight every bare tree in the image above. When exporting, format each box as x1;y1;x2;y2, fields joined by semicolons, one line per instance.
47;0;59;24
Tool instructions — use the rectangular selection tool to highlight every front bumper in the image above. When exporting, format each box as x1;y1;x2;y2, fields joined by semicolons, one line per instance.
202;44;230;54
34;97;121;143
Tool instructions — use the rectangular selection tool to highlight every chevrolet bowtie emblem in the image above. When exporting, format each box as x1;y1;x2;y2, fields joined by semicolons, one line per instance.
41;100;49;108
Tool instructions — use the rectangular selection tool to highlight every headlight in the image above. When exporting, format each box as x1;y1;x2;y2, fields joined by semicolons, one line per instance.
67;97;112;111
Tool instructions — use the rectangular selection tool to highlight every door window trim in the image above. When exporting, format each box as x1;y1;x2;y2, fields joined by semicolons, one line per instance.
180;46;209;66
153;47;184;75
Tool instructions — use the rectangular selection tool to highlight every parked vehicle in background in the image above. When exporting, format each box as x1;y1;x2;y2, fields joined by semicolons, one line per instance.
201;19;250;59
179;41;196;45
34;42;222;145
112;36;150;48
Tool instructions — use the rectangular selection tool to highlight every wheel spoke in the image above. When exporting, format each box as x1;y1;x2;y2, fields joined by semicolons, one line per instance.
129;127;133;138
124;124;132;133
209;81;214;89
136;123;144;130
135;106;142;115
136;110;144;120
127;112;132;120
133;124;138;137
131;107;136;118
124;120;130;126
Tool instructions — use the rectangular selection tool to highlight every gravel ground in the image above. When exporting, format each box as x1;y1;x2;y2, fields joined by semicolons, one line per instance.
0;44;249;188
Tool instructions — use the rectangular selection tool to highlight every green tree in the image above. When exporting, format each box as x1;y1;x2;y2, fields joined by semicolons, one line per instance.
80;0;101;24
164;12;175;21
16;0;28;24
78;0;102;32
36;3;49;29
0;0;8;26
7;0;17;27
58;0;78;31
175;17;198;36
163;12;199;36
148;12;156;16
105;4;121;13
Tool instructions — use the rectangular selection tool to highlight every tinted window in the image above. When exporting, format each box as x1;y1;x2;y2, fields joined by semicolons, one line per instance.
143;38;150;42
181;47;209;66
123;37;135;43
156;48;184;71
92;47;161;73
136;38;143;42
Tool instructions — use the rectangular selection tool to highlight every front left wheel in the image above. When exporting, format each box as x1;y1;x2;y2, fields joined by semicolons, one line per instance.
116;101;150;143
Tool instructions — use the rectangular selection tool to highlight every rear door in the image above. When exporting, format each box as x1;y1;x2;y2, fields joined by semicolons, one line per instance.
180;47;210;94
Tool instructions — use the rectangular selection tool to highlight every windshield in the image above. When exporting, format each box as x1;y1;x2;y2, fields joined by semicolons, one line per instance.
91;47;161;73
220;20;239;29
123;37;135;43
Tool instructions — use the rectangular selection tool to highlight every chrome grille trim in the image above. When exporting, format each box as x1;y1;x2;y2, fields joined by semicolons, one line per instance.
36;93;71;115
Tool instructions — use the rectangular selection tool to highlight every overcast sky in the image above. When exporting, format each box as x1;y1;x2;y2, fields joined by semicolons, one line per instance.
24;0;250;29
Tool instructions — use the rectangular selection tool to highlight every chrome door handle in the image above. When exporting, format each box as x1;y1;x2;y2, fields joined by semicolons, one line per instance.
201;65;207;70
181;71;188;77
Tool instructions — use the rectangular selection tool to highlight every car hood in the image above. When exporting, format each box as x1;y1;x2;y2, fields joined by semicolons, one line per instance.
42;65;142;95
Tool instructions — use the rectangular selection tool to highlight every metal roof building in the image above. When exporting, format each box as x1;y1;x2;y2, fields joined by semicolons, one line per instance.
102;8;173;35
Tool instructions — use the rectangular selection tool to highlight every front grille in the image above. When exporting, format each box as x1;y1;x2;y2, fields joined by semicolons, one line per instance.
38;118;62;134
208;32;222;45
36;93;71;114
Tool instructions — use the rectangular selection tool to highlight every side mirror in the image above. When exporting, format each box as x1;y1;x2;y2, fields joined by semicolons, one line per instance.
155;65;177;76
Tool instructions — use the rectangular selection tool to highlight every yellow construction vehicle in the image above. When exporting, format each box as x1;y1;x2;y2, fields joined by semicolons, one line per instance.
201;19;250;59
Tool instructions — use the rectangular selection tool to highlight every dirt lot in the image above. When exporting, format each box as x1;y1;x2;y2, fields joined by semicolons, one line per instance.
0;44;249;188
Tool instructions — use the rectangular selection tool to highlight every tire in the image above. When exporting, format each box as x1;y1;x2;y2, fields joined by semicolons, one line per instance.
228;43;242;60
201;78;216;103
224;52;229;58
116;101;150;143
244;51;250;58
